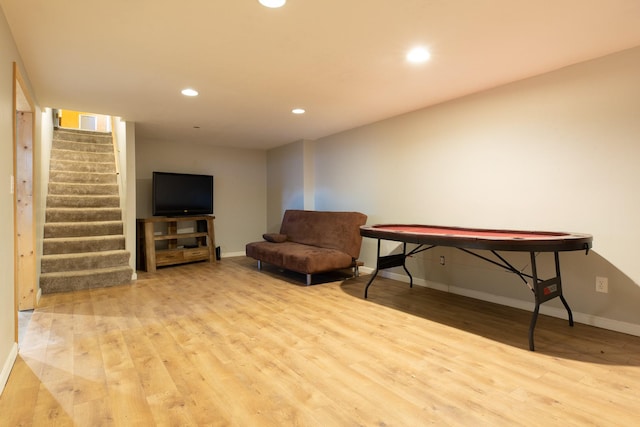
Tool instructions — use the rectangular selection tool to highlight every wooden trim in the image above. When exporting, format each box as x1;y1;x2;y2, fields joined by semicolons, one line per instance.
13;63;35;112
15;111;36;311
13;63;37;342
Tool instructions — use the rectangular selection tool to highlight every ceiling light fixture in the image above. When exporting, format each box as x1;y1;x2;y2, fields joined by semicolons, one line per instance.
406;47;431;64
181;88;199;97
259;0;286;8
292;108;305;114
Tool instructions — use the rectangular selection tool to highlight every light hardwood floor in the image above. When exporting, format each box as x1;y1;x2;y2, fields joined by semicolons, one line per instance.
2;257;640;426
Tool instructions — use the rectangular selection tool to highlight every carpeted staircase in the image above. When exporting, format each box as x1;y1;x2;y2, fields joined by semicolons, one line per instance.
40;128;133;294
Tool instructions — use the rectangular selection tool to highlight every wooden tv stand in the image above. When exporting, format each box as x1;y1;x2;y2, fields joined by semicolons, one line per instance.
137;215;215;272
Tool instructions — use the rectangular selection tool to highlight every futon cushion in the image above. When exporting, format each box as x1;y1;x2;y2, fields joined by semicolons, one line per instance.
279;210;367;259
245;241;353;274
281;245;353;274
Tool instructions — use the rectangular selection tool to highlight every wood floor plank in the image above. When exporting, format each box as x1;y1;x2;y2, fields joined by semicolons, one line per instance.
2;257;640;425
0;357;41;426
72;397;114;427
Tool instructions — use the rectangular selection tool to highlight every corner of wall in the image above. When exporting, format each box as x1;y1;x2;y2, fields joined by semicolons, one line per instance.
0;343;18;397
124;121;137;276
303;139;315;210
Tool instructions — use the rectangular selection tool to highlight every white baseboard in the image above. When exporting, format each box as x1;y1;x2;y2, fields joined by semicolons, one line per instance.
361;268;640;338
0;343;18;396
36;287;42;305
222;251;246;258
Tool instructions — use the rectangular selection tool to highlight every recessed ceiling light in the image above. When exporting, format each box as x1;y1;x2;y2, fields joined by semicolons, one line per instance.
259;0;286;8
406;47;431;64
181;88;199;97
292;108;305;114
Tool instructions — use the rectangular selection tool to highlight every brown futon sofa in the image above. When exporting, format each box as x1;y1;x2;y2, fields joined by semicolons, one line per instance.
245;209;368;285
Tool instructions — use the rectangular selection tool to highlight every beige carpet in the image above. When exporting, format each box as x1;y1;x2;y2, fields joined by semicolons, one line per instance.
40;128;132;293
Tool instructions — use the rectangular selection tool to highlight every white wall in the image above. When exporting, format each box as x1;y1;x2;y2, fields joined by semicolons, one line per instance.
135;139;267;256
266;140;305;232
0;6;31;394
302;140;315;211
308;47;640;332
112;118;137;278
265;139;317;232
36;108;54;301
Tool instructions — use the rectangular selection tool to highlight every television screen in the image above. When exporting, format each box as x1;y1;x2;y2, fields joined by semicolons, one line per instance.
152;171;214;216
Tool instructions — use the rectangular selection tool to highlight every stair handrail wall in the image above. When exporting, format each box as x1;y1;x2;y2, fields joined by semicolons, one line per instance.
36;109;56;301
110;116;123;209
110;116;136;280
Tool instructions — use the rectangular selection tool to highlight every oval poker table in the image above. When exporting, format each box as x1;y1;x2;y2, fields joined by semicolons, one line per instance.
359;224;593;351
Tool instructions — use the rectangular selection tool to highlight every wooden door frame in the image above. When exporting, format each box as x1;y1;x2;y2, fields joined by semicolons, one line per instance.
13;63;36;341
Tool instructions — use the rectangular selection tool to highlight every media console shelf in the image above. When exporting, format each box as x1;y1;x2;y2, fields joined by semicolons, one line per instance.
137;215;215;272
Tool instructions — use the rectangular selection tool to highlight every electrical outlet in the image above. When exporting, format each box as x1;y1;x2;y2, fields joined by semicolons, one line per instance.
439;256;445;266
595;276;609;293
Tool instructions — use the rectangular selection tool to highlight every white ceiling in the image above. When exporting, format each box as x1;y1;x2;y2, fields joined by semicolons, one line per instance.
2;0;640;149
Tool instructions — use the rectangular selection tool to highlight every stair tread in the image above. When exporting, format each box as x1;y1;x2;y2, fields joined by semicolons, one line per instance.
47;193;119;195
51;146;112;150
52;138;112;144
51;160;115;165
46;207;122;211
47;193;118;196
46;220;123;225
49;182;118;185
40;265;132;278
53;137;112;142
50;162;114;167
44;235;124;241
49;171;116;177
42;249;129;259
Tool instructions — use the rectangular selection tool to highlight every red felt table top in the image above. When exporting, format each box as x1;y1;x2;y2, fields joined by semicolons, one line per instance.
375;225;565;240
360;224;593;252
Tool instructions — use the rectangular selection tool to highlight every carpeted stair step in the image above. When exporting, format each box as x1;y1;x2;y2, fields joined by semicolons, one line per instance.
48;182;119;196
42;128;131;294
41;250;131;273
43;235;126;255
46;207;122;222
50;148;114;163
49;170;117;184
44;221;124;238
40;265;133;294
52;139;114;153
50;159;116;173
46;194;120;208
53;129;112;144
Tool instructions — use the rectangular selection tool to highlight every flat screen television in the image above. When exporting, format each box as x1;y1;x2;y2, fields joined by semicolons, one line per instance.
152;171;214;216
